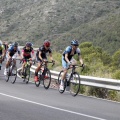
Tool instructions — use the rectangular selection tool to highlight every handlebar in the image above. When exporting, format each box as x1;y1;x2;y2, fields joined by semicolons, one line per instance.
20;59;35;65
41;60;55;67
67;64;84;72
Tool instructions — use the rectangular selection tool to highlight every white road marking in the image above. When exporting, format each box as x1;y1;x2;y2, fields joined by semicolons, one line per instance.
0;93;106;120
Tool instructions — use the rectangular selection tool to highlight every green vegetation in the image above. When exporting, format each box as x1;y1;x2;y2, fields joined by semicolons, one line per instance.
0;0;120;54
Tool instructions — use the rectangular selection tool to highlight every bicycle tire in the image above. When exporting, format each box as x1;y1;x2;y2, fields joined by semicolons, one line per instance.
35;71;42;87
69;72;80;96
11;66;17;84
43;68;51;89
5;67;11;82
58;70;66;93
24;66;30;84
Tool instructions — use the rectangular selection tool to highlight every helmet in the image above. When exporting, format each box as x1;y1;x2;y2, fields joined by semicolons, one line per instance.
44;40;50;47
12;42;18;47
26;42;32;47
71;40;79;46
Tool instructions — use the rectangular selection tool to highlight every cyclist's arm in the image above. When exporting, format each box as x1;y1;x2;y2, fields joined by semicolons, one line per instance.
31;49;35;60
65;53;70;63
7;51;12;59
77;48;84;65
2;46;5;57
21;50;24;59
38;51;43;61
49;53;54;61
78;55;84;65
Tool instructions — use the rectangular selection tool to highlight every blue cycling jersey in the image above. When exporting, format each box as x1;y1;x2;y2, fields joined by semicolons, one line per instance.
8;45;20;56
62;46;80;61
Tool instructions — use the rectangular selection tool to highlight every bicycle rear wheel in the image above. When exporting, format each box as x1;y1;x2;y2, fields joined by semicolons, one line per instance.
58;70;66;93
11;66;17;84
24;66;30;84
43;68;51;89
69;72;80;96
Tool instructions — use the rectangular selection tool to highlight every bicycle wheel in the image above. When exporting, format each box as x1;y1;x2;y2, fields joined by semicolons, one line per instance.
5;67;11;82
24;66;30;84
43;68;51;89
35;71;42;87
11;66;17;84
69;72;80;96
58;70;66;93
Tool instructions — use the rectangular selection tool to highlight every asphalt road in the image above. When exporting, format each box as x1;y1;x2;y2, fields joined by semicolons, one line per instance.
0;60;120;120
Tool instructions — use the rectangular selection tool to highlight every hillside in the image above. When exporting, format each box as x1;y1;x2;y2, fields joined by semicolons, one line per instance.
0;0;120;54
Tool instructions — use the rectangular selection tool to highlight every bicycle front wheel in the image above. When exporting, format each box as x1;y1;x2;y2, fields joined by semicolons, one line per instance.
69;72;80;96
5;67;11;82
35;73;42;87
24;66;30;84
43;68;51;89
11;66;17;84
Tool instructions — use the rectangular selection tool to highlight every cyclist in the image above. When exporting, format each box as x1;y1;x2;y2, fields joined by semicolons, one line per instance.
4;42;21;75
34;40;55;81
0;41;5;70
21;42;35;77
59;40;84;91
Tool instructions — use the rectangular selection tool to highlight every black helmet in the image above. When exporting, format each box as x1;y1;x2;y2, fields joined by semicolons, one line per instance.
26;42;32;47
13;42;18;47
71;40;79;46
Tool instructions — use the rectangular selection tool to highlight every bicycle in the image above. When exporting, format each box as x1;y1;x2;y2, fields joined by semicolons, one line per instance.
5;58;18;84
35;60;55;89
58;65;84;96
20;59;34;84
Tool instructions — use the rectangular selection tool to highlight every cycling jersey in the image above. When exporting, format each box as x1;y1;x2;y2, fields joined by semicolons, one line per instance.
0;45;5;55
36;45;52;61
62;46;80;61
22;47;34;57
8;45;21;57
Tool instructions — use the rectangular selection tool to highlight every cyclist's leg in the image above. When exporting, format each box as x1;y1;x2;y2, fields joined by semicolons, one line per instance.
59;56;69;90
4;54;11;75
34;56;42;81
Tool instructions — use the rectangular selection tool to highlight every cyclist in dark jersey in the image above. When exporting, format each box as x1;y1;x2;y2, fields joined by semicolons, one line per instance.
59;40;84;91
21;42;35;77
34;40;55;81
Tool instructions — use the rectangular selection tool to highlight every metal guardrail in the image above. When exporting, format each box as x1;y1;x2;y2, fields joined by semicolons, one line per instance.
30;65;120;91
18;46;120;91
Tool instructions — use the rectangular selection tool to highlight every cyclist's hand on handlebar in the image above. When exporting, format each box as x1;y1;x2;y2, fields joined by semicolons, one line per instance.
81;64;85;70
68;62;72;66
52;60;55;63
29;58;32;61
